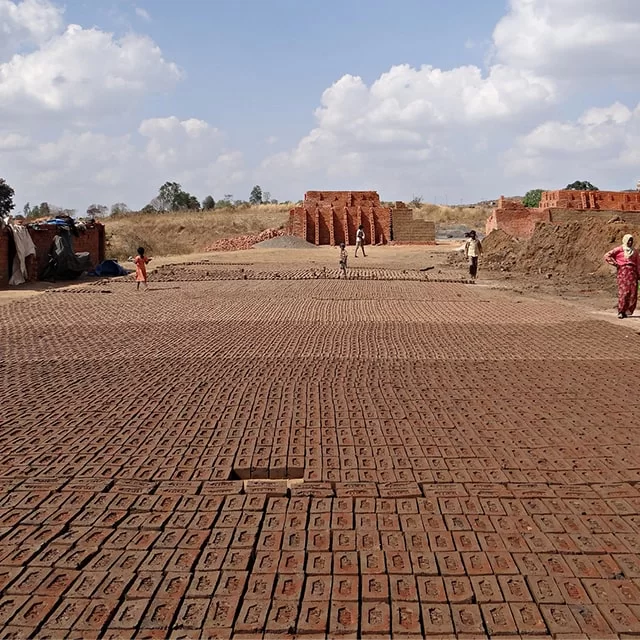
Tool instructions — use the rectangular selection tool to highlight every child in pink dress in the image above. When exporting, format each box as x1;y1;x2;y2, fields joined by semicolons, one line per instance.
134;246;151;291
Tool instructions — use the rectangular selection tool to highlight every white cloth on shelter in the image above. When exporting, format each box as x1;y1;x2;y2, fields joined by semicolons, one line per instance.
8;225;37;286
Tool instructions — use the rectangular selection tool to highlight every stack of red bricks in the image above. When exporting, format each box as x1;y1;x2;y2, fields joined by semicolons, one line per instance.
206;229;285;252
540;190;640;211
289;191;392;246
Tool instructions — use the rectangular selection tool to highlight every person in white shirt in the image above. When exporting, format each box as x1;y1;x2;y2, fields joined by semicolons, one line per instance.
464;230;483;280
354;224;367;257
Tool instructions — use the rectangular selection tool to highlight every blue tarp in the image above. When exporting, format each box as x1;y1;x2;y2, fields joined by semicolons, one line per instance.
89;260;130;277
43;218;75;225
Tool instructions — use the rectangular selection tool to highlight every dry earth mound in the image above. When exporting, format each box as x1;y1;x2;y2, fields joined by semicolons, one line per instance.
484;216;640;276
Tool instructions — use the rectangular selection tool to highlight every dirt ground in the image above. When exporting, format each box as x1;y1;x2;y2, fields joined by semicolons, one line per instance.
1;241;624;322
2;243;640;637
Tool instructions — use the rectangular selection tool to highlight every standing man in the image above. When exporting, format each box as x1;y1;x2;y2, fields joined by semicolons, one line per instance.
354;224;367;257
464;230;482;280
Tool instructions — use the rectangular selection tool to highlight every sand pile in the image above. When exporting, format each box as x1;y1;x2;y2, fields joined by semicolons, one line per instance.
483;217;640;276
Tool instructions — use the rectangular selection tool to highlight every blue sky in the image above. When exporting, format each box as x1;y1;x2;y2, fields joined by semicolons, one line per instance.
1;0;639;212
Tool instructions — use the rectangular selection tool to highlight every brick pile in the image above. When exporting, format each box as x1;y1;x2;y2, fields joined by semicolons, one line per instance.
205;229;285;252
2;277;640;636
541;190;640;211
488;191;640;240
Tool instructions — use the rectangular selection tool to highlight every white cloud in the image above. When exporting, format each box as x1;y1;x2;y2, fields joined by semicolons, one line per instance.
493;0;640;78
4;116;245;210
0;132;30;150
0;24;181;118
0;0;64;58
504;101;640;188
260;62;556;199
135;6;151;21
260;1;640;201
3;0;640;209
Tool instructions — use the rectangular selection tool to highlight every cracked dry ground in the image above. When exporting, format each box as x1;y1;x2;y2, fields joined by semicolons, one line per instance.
2;271;640;639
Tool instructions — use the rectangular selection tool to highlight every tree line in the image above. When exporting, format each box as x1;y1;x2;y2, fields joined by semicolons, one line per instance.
0;179;281;220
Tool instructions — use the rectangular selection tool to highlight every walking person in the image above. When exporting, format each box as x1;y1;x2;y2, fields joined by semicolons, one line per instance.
134;246;151;291
464;230;482;280
339;242;348;279
604;234;640;318
354;224;367;258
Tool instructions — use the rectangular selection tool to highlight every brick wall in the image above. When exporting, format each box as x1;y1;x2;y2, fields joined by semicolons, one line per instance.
486;208;551;239
486;198;551;239
540;190;640;211
486;193;640;240
391;203;436;243
0;222;105;287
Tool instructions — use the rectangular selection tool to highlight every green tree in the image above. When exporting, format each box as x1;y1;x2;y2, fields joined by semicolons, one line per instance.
175;192;200;211
0;178;15;216
202;195;215;210
157;181;200;211
87;204;108;218
110;203;131;216
215;196;234;209
523;189;544;208
566;180;598;191
158;181;181;211
249;185;263;205
23;202;31;217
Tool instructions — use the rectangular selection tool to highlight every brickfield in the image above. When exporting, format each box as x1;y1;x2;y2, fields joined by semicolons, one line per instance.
2;268;640;638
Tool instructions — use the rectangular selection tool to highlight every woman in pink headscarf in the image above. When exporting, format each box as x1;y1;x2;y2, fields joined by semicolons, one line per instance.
605;234;640;318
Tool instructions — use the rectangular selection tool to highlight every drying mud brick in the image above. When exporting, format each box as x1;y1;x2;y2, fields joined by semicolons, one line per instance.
3;265;640;637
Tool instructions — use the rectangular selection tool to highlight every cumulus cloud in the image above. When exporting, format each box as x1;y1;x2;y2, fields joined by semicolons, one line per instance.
0;0;64;58
3;0;640;209
135;6;151;21
0;132;31;150
0;24;181;118
260;0;640;200
260;62;556;199
493;0;640;78
138;116;245;190
5;117;245;210
504;101;640;188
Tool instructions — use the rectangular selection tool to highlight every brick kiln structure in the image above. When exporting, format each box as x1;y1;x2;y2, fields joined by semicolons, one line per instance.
0;222;105;287
487;191;640;240
540;189;640;211
288;191;435;246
